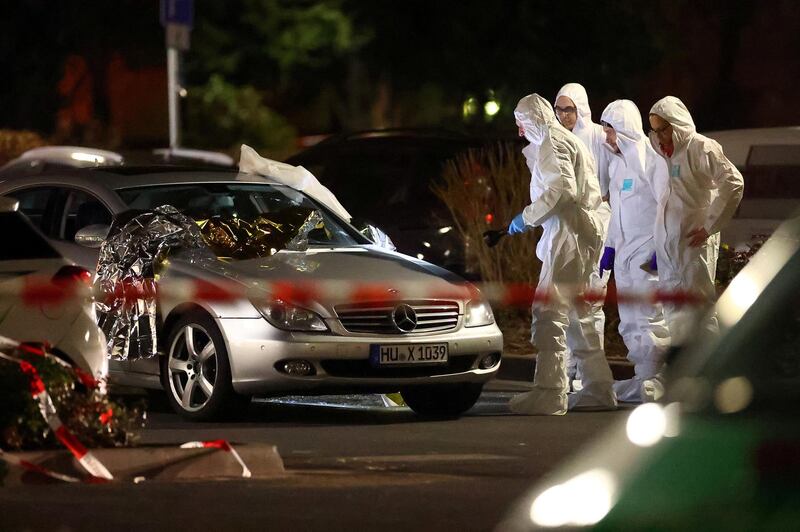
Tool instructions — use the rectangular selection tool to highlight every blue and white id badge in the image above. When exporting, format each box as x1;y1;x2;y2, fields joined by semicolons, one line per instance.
621;178;634;192
670;164;681;178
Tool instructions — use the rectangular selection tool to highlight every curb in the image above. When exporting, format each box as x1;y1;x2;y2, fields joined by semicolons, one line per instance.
496;354;634;383
1;444;284;485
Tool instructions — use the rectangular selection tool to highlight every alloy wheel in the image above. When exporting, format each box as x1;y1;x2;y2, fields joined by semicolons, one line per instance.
167;324;218;412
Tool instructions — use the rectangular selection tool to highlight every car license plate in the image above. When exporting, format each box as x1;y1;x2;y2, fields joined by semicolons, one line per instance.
370;343;449;366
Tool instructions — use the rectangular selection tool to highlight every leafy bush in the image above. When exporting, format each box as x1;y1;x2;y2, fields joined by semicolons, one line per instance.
716;236;769;289
0;129;46;166
0;347;144;451
184;74;297;159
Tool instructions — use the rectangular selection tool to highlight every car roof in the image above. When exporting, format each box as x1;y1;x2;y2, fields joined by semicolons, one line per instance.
704;126;800;168
0;166;283;191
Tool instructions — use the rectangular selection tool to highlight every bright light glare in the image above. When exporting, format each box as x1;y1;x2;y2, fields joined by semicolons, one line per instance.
422;241;431;248
71;152;105;164
462;97;478;118
714;376;753;414
530;469;616;527
484;100;500;116
416;253;425;260
626;403;667;447
438;226;453;234
718;272;760;327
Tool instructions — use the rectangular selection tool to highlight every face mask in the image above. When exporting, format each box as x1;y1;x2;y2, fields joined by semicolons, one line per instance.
524;124;547;144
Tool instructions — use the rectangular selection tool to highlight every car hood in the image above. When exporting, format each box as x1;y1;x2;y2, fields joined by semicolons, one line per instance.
168;245;471;310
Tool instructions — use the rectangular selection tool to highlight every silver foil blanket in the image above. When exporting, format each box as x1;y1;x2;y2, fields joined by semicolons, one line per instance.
95;206;206;361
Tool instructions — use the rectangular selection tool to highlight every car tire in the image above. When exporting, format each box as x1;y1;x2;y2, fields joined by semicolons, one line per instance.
160;311;250;421
401;383;483;419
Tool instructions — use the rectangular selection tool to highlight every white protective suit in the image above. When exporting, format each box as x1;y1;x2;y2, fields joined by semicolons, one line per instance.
601;100;671;402
555;83;612;386
509;94;616;415
648;97;744;345
239;144;352;221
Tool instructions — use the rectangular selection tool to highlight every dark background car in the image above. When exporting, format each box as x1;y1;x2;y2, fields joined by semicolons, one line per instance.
286;129;512;278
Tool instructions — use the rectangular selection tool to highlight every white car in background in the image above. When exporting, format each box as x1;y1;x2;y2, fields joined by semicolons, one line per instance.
0;146;125;179
705;126;800;250
0;197;107;378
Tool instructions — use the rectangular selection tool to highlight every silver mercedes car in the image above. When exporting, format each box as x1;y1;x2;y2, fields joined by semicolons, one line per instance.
0;167;503;420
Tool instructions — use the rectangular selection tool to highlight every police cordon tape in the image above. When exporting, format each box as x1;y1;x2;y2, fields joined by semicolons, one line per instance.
0;276;710;308
0;338;114;481
0;335;252;483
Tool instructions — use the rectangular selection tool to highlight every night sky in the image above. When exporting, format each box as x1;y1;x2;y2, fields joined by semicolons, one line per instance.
1;0;798;152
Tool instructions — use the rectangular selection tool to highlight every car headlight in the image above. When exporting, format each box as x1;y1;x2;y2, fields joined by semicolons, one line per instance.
251;299;328;332
464;299;494;327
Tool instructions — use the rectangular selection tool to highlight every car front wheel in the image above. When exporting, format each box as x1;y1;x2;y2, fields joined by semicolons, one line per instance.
161;311;250;421
401;383;483;419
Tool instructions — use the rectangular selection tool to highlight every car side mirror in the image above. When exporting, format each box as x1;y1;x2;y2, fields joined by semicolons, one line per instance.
75;224;110;248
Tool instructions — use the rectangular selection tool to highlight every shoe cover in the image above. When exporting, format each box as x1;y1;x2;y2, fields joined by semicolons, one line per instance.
614;377;665;403
641;378;665;402
613;378;643;403
509;387;567;415
568;382;617;411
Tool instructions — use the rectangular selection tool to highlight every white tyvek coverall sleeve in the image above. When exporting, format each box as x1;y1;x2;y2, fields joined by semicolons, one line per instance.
690;139;744;235
521;138;577;227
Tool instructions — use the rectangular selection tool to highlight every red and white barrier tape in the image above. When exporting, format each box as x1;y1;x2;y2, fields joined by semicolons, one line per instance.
0;347;113;481
0;276;710;308
180;440;251;478
0;449;82;483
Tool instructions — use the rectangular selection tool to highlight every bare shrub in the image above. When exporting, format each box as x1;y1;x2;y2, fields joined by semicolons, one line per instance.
433;141;541;285
434;142;541;355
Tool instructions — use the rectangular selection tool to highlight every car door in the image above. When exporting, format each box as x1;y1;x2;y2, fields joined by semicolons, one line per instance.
12;186;127;373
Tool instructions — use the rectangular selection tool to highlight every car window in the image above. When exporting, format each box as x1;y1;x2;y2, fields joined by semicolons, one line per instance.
115;182;369;251
5;187;60;232
60;189;113;242
0;212;60;261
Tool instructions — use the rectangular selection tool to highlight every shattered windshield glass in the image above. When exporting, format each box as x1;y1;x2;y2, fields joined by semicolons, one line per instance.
116;182;365;259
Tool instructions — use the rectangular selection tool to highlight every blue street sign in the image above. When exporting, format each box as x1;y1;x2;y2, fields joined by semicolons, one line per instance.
160;0;194;28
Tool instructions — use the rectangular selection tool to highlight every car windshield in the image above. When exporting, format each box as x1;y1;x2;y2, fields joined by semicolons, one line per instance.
115;182;367;250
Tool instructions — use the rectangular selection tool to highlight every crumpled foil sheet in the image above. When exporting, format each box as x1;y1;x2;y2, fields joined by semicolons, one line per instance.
96;205;324;360
95;206;207;361
196;207;323;260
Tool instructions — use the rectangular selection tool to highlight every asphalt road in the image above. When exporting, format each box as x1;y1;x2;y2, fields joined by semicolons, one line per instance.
0;390;630;532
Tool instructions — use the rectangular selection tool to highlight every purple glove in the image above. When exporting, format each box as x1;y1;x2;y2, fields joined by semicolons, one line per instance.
599;247;615;272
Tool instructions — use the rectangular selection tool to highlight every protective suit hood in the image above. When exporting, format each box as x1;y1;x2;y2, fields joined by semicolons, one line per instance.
601;99;647;176
649;96;696;150
555;83;593;133
514;93;558;145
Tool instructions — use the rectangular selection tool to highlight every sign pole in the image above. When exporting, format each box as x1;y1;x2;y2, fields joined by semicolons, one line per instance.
160;0;193;152
167;46;180;149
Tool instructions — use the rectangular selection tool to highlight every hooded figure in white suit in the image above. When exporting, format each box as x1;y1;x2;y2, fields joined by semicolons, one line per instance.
506;93;616;415
600;100;671;402
554;83;612;388
648;97;744;344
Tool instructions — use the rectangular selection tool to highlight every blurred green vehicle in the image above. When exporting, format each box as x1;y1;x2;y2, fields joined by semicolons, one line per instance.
498;212;800;531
